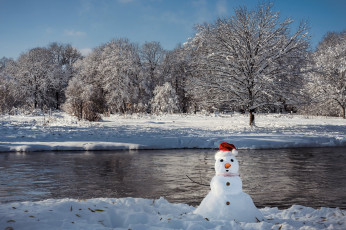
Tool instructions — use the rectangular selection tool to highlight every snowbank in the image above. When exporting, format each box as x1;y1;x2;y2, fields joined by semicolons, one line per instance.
0;112;345;152
1;197;345;230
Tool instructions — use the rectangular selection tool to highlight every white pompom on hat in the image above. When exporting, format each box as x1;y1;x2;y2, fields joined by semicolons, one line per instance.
215;142;238;159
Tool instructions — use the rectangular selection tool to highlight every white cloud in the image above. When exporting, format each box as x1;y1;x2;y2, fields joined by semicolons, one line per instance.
79;48;92;56
64;30;86;37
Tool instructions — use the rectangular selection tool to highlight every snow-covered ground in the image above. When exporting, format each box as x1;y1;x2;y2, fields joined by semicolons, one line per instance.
1;197;345;230
0;112;345;152
1;112;346;229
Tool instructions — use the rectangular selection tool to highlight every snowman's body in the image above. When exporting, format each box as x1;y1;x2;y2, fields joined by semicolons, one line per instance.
194;143;264;222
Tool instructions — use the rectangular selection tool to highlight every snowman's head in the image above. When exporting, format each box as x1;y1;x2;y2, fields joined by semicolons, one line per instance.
214;151;239;174
214;142;239;174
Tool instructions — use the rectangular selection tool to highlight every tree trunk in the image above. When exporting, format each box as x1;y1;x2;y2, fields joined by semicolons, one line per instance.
34;89;38;109
342;106;345;119
79;103;83;120
56;92;60;110
249;110;255;126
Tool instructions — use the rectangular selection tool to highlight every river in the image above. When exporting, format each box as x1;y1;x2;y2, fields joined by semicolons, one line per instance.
0;147;345;209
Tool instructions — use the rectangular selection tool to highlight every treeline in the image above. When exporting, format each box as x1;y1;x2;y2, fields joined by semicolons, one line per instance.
0;3;345;124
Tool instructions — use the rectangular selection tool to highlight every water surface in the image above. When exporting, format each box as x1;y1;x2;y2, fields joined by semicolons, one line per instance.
0;147;345;209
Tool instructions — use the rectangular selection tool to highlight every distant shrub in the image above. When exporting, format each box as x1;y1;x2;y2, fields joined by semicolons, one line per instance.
63;77;102;121
151;82;180;114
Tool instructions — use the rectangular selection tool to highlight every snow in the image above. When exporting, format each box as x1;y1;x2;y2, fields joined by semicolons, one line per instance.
1;112;346;229
0;112;345;152
1;197;345;230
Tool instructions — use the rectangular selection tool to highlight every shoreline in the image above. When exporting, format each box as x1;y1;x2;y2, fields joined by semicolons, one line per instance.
1;141;346;153
1;112;345;152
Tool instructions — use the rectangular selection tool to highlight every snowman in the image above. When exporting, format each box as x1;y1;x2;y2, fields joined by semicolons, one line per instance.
194;142;264;222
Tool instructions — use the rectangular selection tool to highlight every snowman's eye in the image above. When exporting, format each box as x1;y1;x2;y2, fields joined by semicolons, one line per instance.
220;159;224;162
231;159;234;162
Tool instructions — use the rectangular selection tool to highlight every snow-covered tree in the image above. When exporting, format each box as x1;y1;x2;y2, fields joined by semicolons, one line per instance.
309;31;346;118
139;41;166;105
98;38;141;113
48;43;82;109
63;76;101;121
0;57;24;113
66;47;107;119
63;76;86;119
151;82;179;114
73;46;103;86
186;2;310;125
49;42;82;68
66;38;142;119
9;47;64;110
2;43;81;112
161;45;194;113
0;57;10;72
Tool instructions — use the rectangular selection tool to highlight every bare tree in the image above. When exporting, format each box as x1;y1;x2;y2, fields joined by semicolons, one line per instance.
187;2;310;125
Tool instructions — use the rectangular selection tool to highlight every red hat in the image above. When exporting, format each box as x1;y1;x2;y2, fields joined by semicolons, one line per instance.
215;142;238;159
219;142;237;152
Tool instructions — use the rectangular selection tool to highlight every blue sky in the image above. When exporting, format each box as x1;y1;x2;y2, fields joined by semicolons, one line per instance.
0;0;345;59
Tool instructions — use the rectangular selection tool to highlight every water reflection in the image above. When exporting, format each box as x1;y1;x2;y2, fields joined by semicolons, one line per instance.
0;147;345;209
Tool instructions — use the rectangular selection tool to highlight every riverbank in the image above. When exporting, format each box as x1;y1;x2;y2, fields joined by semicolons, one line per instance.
1;197;345;230
1;112;345;152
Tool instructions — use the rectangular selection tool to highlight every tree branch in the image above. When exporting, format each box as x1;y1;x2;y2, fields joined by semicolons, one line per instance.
186;175;210;187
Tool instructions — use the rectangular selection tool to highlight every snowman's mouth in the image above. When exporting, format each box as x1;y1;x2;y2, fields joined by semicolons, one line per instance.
226;169;229;172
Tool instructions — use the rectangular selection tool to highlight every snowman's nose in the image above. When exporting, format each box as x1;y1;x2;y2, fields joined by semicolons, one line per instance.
225;163;231;169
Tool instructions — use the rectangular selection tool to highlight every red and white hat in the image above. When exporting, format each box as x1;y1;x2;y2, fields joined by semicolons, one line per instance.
215;142;238;159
